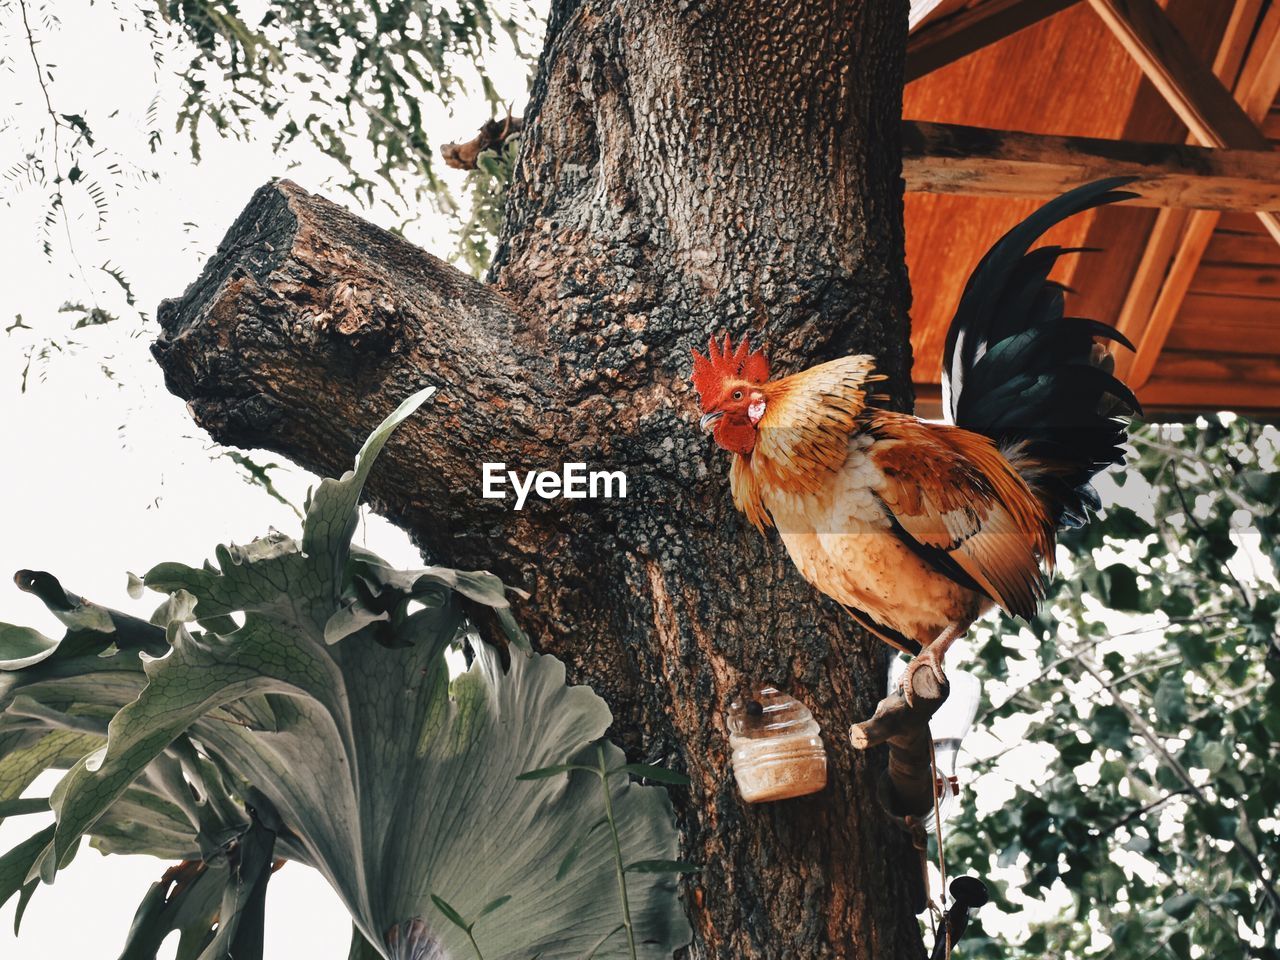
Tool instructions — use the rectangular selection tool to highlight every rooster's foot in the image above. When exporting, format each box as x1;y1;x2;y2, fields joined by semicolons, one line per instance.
900;649;947;708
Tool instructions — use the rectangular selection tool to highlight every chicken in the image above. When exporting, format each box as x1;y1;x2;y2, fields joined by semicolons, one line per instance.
691;178;1140;703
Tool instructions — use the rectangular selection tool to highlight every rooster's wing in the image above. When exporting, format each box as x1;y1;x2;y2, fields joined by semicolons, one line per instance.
866;413;1054;620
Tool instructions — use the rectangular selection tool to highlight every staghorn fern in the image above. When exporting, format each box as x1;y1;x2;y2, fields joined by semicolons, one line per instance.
0;389;692;959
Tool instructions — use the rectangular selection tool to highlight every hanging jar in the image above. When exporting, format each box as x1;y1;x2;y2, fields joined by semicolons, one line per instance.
727;686;828;802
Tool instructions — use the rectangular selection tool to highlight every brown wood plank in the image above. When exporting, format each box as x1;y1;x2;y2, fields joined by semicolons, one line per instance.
1219;212;1272;235
906;0;1080;82
919;352;1280;415
1087;0;1280;241
902;121;1280;210
1140;369;1280;412
1264;108;1280;141
1212;0;1268;90
1086;0;1271;150
1123;211;1221;385
911;383;944;422
1060;0;1234;357
903;1;1146;387
1141;348;1280;417
906;194;1060;386
1165;293;1280;354
918;350;1280;415
1190;263;1280;299
1148;350;1280;384
1203;231;1280;266
1236;7;1280;121
1111;0;1280;388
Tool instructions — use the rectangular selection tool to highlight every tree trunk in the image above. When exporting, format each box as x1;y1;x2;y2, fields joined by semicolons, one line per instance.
153;1;926;956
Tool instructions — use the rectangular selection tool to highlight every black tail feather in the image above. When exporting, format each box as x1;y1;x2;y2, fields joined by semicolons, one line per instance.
941;178;1141;529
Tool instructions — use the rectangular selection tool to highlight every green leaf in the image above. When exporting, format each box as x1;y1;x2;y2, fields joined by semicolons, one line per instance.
300;387;435;599
0;624;61;670
476;894;512;919
347;926;382;960
613;764;691;786
556;819;608;882
1200;741;1228;774
0;825;54;913
583;925;625;960
198;809;279;960
1162;891;1199;920
403;656;688;958
12;877;37;935
0;797;49;819
1153;674;1188;726
2;393;690;960
12;570;114;633
1090;705;1132;750
117;859;227;960
0;730;107;808
1101;564;1142;611
431;893;471;932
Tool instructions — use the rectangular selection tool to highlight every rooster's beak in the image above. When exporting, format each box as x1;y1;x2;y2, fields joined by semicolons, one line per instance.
699;411;723;433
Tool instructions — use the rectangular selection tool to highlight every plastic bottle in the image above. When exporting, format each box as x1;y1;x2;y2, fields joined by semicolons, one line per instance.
727;686;827;802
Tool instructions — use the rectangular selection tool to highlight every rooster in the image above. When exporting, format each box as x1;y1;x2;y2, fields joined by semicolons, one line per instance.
691;178;1140;702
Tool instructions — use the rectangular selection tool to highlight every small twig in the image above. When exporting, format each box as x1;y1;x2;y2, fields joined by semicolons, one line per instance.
1098;787;1194;835
1168;467;1253;607
979;617;1239;727
17;0;95;299
1111;655;1182;687
1076;652;1280;918
349;86;441;177
851;669;950;821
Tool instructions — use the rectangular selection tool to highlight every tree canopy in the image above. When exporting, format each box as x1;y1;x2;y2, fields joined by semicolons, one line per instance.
951;416;1280;959
3;0;536;336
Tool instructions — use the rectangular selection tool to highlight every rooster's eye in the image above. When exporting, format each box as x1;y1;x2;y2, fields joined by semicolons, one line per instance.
733;390;743;401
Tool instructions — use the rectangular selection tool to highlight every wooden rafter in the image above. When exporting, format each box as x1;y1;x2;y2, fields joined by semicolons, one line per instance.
1233;0;1280;122
906;0;1081;83
1110;0;1264;385
1086;0;1280;242
1111;0;1280;389
1139;365;1280;416
901;121;1280;211
1212;0;1267;87
1086;0;1269;148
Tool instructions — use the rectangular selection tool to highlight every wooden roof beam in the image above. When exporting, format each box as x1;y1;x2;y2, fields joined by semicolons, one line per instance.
906;0;1081;83
1109;0;1280;390
1086;0;1280;242
901;121;1280;211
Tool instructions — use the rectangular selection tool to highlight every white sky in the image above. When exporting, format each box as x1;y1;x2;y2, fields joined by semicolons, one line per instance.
0;4;1274;959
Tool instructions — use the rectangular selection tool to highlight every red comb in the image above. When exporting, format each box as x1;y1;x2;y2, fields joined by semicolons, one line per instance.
690;334;770;411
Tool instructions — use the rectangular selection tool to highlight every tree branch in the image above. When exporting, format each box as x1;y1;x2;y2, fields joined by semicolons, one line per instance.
850;670;949;820
152;179;582;578
1076;651;1280;918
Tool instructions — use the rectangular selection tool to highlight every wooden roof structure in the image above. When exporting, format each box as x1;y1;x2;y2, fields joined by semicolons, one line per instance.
902;0;1280;418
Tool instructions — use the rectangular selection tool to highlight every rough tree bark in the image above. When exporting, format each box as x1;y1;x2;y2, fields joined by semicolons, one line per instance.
152;1;927;956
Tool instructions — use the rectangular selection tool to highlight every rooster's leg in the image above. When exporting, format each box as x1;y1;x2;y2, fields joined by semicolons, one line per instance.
901;620;971;707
